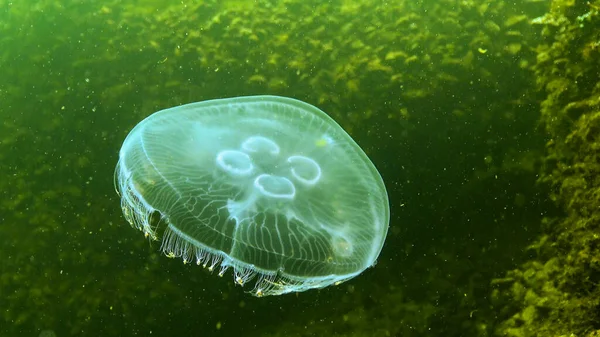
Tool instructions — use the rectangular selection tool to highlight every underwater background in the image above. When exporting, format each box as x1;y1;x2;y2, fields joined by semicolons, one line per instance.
1;0;599;336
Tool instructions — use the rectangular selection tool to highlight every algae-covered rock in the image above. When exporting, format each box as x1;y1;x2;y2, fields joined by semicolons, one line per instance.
493;0;600;335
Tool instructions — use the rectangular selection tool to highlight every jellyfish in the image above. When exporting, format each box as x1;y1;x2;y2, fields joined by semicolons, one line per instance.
115;95;389;296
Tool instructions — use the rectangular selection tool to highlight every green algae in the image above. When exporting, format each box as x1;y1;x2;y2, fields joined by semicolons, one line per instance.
491;0;600;336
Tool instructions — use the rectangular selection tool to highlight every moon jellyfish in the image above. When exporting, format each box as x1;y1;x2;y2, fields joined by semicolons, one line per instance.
115;95;389;296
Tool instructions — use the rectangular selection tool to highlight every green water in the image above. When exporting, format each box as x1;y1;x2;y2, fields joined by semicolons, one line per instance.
0;0;570;336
